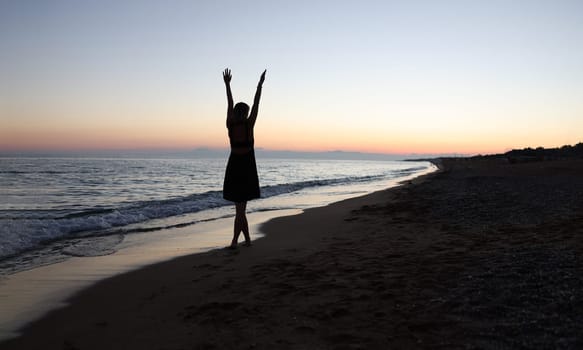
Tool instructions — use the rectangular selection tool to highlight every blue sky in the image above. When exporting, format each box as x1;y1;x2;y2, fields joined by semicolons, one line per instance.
1;0;582;153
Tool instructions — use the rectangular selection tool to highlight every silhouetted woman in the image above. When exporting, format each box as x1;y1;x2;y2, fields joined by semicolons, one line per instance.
222;68;266;249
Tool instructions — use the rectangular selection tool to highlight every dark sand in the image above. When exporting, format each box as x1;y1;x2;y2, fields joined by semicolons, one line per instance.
2;158;583;349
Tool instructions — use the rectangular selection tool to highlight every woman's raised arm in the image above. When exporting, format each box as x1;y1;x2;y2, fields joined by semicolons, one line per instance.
248;69;266;127
223;68;234;126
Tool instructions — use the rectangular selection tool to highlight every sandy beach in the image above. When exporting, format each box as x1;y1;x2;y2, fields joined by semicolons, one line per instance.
2;157;583;349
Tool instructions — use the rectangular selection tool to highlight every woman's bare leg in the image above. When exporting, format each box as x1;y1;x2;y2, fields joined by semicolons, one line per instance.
240;202;251;245
231;201;248;247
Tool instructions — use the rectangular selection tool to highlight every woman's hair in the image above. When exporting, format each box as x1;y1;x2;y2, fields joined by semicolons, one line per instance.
233;102;250;121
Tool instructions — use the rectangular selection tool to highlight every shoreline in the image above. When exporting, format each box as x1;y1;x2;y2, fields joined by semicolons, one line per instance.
3;158;583;348
0;209;300;341
0;165;436;342
0;181;415;349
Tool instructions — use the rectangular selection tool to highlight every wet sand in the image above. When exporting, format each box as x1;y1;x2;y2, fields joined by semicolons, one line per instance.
0;210;299;341
2;158;583;349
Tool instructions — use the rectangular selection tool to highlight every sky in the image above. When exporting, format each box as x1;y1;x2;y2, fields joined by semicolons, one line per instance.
1;0;582;155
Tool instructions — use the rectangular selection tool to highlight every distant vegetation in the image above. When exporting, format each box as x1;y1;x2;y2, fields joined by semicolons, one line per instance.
470;143;583;163
407;143;583;165
504;143;583;162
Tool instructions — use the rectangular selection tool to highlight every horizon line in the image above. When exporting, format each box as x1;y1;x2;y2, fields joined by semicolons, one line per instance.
0;147;474;160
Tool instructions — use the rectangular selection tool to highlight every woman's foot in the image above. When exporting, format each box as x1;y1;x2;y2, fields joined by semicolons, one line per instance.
243;241;252;247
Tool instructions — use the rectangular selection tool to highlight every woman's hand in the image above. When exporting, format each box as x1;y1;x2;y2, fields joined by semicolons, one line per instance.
223;68;232;84
258;69;266;86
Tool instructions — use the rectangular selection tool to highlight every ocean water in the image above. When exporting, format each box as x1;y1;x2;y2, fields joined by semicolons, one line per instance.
0;157;434;274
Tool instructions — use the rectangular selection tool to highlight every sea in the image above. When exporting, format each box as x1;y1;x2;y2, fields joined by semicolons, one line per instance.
0;157;434;275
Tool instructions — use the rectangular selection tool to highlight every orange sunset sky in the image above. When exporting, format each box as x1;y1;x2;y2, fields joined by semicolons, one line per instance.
1;1;582;155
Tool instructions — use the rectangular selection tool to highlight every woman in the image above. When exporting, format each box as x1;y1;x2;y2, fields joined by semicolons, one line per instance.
222;68;266;249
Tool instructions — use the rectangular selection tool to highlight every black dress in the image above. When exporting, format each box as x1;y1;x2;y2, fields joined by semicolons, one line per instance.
223;120;260;202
